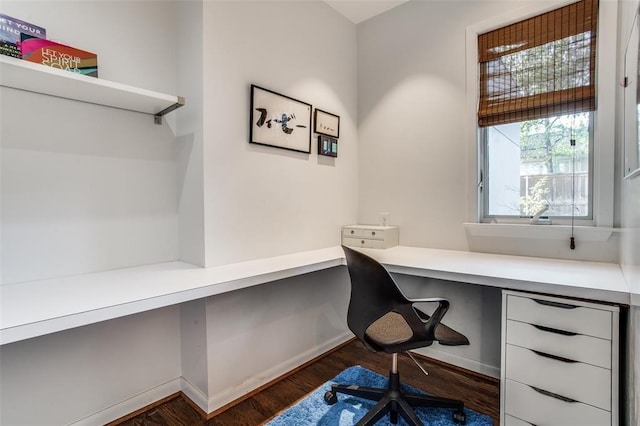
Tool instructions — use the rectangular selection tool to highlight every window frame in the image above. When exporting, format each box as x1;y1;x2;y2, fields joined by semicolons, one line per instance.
479;112;596;225
465;0;616;231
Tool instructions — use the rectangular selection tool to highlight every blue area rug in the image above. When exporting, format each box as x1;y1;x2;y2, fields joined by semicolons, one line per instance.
266;366;493;425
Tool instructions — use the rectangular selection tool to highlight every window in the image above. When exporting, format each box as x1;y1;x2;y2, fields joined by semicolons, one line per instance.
477;0;598;221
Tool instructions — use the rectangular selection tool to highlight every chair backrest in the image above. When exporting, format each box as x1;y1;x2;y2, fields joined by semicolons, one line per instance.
342;245;427;352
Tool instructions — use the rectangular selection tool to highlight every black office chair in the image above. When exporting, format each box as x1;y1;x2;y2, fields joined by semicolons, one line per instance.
325;245;469;425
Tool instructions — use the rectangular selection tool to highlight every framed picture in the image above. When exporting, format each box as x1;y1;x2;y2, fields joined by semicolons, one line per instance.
250;85;312;153
318;135;338;157
314;109;340;138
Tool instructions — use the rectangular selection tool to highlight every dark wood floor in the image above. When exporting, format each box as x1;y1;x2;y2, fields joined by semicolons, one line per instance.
111;340;499;425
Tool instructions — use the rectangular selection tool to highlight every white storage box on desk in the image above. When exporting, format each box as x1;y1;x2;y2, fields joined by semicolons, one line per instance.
342;225;399;249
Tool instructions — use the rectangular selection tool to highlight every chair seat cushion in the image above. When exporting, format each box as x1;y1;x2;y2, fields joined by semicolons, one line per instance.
365;311;413;346
366;310;470;347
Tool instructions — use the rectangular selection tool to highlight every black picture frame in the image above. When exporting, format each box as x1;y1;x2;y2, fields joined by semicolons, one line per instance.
314;109;340;138
318;135;338;157
250;84;312;154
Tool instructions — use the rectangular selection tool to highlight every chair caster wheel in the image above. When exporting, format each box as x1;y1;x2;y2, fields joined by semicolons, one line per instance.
324;390;338;405
453;410;466;424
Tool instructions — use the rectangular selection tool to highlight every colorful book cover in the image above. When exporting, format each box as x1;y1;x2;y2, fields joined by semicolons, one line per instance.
0;13;46;58
21;35;98;77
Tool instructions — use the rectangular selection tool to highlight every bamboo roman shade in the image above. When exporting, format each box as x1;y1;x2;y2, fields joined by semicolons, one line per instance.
477;0;598;127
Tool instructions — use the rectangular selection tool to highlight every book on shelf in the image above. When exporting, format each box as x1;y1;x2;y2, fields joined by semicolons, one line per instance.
21;35;98;77
0;13;46;58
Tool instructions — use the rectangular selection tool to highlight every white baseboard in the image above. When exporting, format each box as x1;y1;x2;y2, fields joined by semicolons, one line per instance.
412;347;500;379
68;335;495;424
180;376;209;413
70;378;181;426
206;331;353;413
69;333;353;423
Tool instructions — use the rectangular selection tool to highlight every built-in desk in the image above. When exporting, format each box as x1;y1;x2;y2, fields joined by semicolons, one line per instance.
1;245;630;345
362;246;629;426
0;247;345;345
361;246;630;305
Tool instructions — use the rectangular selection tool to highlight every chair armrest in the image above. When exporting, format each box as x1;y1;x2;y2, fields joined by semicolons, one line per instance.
408;297;450;341
406;296;448;304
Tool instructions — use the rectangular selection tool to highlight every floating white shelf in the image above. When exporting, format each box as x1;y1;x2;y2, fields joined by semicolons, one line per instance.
0;55;184;124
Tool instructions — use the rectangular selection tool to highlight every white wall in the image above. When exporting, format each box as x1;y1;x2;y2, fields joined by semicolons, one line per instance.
179;269;352;414
176;1;358;413
394;274;502;377
176;0;206;267
354;1;527;377
357;0;620;263
180;298;210;406
0;0;180;284
0;306;182;426
618;0;640;423
201;0;358;266
357;0;505;251
0;1;184;424
356;0;632;397
627;306;640;426
202;267;350;412
1;0;359;422
2;0;636;423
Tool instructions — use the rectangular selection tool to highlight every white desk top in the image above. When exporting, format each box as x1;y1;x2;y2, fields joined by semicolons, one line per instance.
0;245;630;345
0;247;345;345
362;246;630;305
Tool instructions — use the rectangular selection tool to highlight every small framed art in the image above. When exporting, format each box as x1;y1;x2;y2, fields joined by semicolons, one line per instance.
318;135;338;157
314;109;340;138
250;84;312;153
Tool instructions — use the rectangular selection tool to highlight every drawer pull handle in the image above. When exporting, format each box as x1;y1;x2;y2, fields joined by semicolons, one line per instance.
529;385;577;403
532;298;577;309
531;349;578;363
532;324;578;336
350;230;355;234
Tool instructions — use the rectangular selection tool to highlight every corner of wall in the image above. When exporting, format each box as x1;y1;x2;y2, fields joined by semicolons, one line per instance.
176;0;206;267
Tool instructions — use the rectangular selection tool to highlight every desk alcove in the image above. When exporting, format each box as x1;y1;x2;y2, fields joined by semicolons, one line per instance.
1;245;630;423
2;246;628;345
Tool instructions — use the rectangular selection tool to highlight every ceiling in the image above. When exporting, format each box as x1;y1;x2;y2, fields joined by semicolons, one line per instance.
323;0;410;24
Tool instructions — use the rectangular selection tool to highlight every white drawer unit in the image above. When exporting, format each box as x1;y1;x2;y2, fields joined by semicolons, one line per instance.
504;379;611;426
505;319;612;369
506;292;613;339
342;225;399;249
501;290;619;426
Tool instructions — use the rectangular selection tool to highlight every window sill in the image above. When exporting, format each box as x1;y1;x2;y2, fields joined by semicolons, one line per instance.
464;223;617;242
